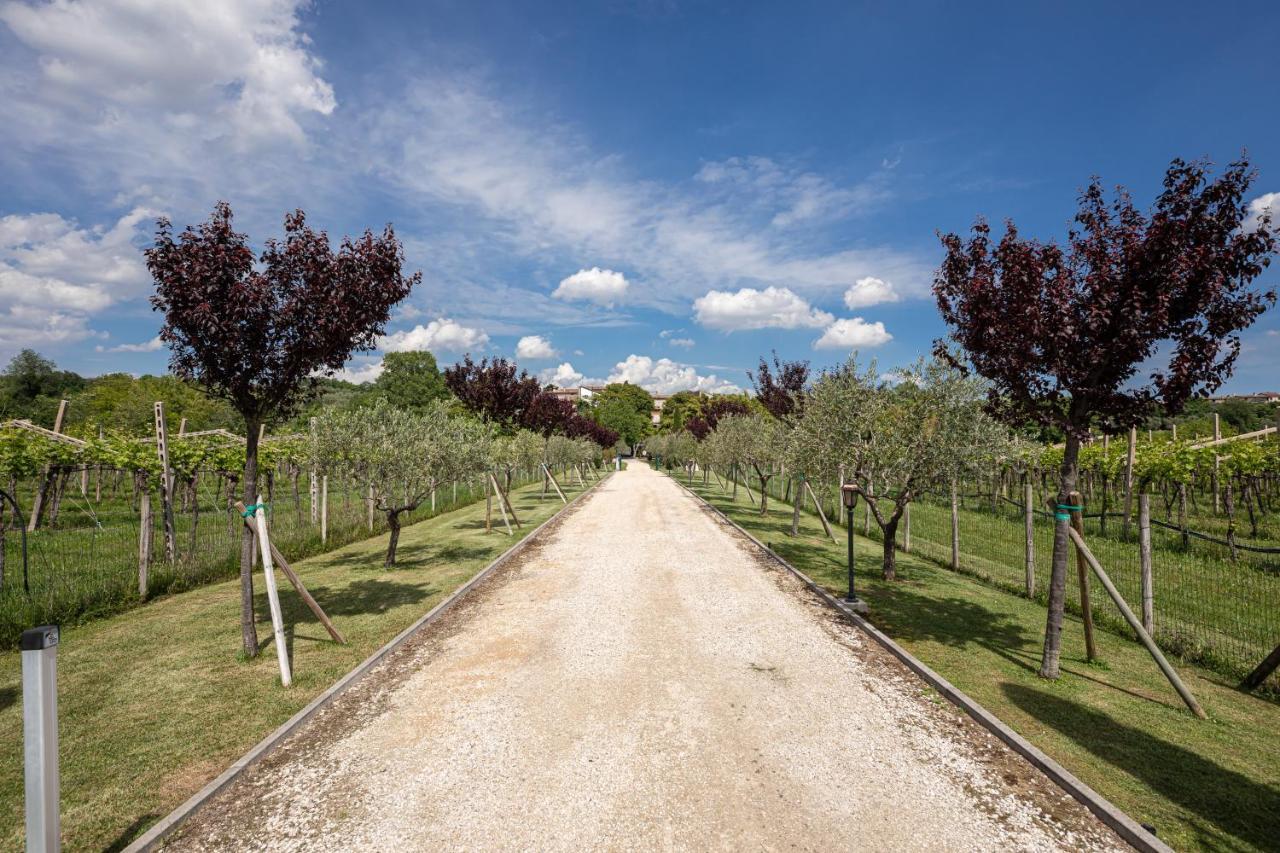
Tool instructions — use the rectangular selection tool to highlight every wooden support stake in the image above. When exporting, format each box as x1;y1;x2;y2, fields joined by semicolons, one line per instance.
366;483;375;532
235;501;345;644
1241;643;1280;691
803;479;837;543
252;496;292;687
1068;490;1098;662
1212;414;1221;514
902;502;911;552
1065;526;1206;718
484;476;493;533
491;472;521;528
1024;480;1035;597
542;464;568;504
490;474;513;535
309;418;318;525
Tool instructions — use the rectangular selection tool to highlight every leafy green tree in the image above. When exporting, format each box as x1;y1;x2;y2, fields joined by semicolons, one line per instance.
793;357;1010;579
312;399;488;566
658;391;703;432
0;350;87;423
366;351;450;410
595;382;654;420
594;396;650;447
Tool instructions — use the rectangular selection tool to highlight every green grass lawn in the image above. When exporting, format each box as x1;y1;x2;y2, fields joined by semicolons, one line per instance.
679;472;1280;853
0;475;593;851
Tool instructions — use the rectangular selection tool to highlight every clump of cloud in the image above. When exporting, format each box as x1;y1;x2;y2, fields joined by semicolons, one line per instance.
843;276;899;309
380;318;489;352
515;334;557;359
553;267;629;306
813;318;892;349
693;286;833;331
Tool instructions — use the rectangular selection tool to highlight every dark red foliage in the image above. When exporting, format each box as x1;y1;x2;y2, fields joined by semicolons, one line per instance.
443;355;542;426
935;157;1277;436
686;416;711;441
702;397;750;430
565;412;618;448
522;392;576;437
749;352;809;426
146;202;419;423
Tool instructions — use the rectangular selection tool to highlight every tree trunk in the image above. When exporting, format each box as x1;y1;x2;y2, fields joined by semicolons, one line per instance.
1039;433;1081;680
881;515;899;581
239;419;262;658
756;470;769;515
790;477;802;536
385;509;403;567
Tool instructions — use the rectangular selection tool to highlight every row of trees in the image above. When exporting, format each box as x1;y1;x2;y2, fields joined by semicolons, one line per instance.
653;156;1277;686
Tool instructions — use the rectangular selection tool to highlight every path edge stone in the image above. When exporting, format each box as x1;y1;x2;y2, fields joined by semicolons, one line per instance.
125;472;613;852
671;475;1173;853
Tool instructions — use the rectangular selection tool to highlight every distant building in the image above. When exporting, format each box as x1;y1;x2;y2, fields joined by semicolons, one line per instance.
548;385;669;424
650;394;669;425
1208;392;1280;405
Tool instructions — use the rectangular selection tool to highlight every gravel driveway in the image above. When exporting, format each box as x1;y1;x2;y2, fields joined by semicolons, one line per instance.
166;462;1125;851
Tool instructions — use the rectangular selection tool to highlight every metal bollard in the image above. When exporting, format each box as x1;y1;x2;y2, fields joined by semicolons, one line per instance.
21;625;60;853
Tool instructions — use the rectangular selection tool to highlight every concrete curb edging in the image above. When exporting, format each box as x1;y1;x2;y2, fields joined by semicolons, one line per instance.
125;472;613;852
671;475;1173;853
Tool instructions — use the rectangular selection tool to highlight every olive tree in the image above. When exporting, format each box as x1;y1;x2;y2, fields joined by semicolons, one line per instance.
714;414;784;514
793;357;1009;579
313;399;488;566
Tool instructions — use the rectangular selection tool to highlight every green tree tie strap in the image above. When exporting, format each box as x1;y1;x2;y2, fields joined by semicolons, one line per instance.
241;503;269;518
1055;502;1082;521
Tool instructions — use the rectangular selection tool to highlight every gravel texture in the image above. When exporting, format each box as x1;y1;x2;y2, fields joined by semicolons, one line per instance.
166;463;1126;851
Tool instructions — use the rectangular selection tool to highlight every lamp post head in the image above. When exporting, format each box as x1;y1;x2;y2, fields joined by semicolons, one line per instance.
841;483;859;510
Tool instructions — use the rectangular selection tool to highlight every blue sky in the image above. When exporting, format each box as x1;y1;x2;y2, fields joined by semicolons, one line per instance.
1;0;1277;395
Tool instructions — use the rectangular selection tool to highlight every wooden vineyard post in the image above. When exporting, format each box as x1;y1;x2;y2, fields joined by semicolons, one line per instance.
309;418;319;525
1065;526;1206;718
1212;413;1221;515
153;402;178;562
542;464;568;504
949;478;960;572
366;483;375;532
1067;490;1098;662
790;475;804;537
1122;426;1136;540
1139;493;1154;634
902;502;911;553
27;399;68;532
251;496;292;687
1024;479;1035;598
235;501;345;645
94;425;103;503
484;475;493;533
320;475;328;544
138;483;152;598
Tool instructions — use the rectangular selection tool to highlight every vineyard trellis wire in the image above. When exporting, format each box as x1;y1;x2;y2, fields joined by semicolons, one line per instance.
689;459;1280;691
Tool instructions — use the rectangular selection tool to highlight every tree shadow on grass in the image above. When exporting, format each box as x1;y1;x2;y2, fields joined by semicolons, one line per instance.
257;579;433;632
391;542;492;565
1002;683;1280;850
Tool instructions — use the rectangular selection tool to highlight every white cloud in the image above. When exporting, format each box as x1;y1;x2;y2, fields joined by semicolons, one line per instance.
695;155;891;228
606;354;740;395
0;208;153;351
553;267;629;305
1245;192;1279;232
813;318;893;350
0;0;334;145
332;359;385;384
843;276;900;309
515;334;557;359
668;337;695;348
538;361;593;387
96;336;163;353
379;318;489;353
693;286;834;331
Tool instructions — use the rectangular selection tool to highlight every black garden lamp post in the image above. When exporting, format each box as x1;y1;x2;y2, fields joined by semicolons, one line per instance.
841;484;867;613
